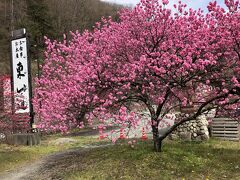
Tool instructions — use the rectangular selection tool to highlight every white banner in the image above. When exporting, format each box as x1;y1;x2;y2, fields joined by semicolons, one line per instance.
11;37;30;113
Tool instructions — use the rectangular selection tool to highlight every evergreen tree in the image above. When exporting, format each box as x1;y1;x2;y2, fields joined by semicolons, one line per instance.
25;0;54;59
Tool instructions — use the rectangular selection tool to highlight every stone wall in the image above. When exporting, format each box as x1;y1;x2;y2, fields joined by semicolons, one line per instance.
169;115;209;141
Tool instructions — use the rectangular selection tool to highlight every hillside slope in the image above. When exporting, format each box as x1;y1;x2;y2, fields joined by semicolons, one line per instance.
0;0;122;75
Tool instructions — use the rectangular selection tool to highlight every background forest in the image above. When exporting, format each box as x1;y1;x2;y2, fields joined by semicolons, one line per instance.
0;0;123;75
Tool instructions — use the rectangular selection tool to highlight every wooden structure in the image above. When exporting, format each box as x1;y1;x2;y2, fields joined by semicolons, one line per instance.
211;118;240;141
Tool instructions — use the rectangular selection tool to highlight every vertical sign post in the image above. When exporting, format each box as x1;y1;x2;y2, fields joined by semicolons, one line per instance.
11;28;34;129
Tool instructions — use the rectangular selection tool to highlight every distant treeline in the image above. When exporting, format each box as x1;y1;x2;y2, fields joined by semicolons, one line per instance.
0;0;123;75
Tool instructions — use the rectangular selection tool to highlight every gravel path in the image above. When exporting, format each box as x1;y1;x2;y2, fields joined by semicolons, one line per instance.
0;144;111;180
0;126;148;180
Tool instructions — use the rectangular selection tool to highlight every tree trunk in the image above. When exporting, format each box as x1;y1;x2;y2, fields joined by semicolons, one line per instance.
154;138;162;152
152;125;162;152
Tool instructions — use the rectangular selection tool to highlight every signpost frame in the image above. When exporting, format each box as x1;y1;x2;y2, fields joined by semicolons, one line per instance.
10;28;34;129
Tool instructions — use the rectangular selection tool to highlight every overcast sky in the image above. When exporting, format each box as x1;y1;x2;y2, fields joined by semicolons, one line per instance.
102;0;226;12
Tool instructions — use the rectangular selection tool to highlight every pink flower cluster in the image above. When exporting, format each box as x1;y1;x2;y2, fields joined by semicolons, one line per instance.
33;0;240;136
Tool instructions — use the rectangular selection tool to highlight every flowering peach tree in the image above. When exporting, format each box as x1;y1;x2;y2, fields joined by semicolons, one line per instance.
0;75;30;134
33;0;240;151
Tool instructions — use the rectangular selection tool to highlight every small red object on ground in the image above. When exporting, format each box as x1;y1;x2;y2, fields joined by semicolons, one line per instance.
119;128;125;139
99;129;105;139
141;127;148;140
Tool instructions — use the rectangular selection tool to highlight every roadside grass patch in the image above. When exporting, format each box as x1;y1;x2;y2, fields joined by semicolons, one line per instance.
0;133;104;173
66;139;240;180
0;133;239;180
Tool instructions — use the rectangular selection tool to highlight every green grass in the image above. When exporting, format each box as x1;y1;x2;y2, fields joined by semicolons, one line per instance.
66;139;240;180
1;134;239;180
0;133;103;173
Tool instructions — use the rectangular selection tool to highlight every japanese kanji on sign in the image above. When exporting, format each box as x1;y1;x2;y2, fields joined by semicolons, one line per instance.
11;31;30;114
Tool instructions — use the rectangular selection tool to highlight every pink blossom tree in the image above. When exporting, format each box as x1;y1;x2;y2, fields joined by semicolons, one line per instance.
33;0;240;151
0;75;30;134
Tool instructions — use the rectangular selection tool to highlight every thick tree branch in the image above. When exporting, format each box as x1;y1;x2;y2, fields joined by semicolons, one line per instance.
159;91;233;141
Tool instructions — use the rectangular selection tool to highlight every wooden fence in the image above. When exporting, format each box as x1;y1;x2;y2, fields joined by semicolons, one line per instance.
211;118;240;141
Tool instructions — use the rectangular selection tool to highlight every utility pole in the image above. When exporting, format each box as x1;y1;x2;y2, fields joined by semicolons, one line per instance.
4;0;7;21
11;0;14;31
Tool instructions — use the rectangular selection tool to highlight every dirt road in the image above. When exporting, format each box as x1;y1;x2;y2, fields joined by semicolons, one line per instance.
0;144;111;180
